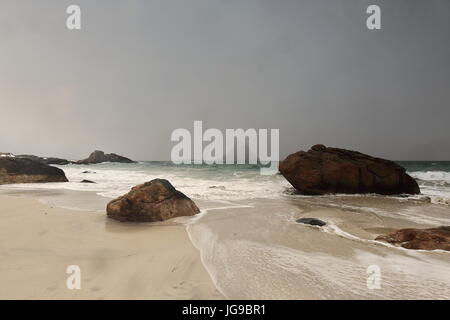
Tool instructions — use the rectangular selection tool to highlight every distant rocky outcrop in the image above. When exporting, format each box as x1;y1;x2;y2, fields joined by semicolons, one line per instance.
76;150;135;165
279;144;420;195
106;179;200;222
375;226;450;251
0;157;68;185
16;154;71;165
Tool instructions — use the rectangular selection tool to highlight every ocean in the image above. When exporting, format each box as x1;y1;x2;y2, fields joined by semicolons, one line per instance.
399;161;450;205
1;161;450;205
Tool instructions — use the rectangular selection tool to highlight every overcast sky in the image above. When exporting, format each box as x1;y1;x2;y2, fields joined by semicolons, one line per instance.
0;0;449;161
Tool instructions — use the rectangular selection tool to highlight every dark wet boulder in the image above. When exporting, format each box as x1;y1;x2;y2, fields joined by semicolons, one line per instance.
76;150;135;164
279;144;420;195
0;157;68;185
106;179;200;222
375;226;450;251
296;218;326;227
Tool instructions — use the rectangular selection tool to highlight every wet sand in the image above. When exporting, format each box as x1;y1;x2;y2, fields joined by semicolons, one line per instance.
188;197;450;299
0;194;222;299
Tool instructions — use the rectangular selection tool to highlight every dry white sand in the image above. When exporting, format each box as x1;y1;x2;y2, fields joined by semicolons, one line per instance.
0;195;222;299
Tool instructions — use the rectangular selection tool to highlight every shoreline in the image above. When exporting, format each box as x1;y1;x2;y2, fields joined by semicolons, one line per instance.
185;197;450;299
0;194;223;299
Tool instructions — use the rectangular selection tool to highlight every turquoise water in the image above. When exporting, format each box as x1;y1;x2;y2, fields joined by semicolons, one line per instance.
399;161;450;172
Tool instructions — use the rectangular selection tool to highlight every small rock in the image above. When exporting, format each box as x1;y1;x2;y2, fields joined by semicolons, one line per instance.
81;179;96;184
296;218;326;227
209;185;225;190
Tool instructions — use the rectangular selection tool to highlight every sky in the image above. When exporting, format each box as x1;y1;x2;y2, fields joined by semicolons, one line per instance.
0;0;449;161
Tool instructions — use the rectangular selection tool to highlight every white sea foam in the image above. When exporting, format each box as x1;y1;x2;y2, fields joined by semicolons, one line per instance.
0;163;289;201
408;170;450;204
2;163;450;206
410;171;450;182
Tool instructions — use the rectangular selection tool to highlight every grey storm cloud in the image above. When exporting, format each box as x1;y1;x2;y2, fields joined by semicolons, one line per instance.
0;0;449;161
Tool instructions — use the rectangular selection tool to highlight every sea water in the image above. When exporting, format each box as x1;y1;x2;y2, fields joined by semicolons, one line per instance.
1;161;450;204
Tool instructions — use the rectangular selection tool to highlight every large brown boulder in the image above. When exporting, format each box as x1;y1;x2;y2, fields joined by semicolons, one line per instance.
76;150;135;164
0;157;68;185
375;226;450;251
107;179;200;222
279;144;420;195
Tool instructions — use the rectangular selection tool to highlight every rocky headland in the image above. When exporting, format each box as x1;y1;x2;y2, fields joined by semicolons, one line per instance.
16;154;71;165
76;150;135;164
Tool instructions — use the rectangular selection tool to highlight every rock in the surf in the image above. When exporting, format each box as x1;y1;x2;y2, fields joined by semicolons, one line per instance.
375;226;450;251
0;157;68;185
296;218;326;227
106;179;200;222
279;144;420;195
80;179;96;184
76;150;135;164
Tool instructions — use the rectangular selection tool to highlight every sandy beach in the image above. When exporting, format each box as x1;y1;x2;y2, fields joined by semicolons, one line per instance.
0;194;222;300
